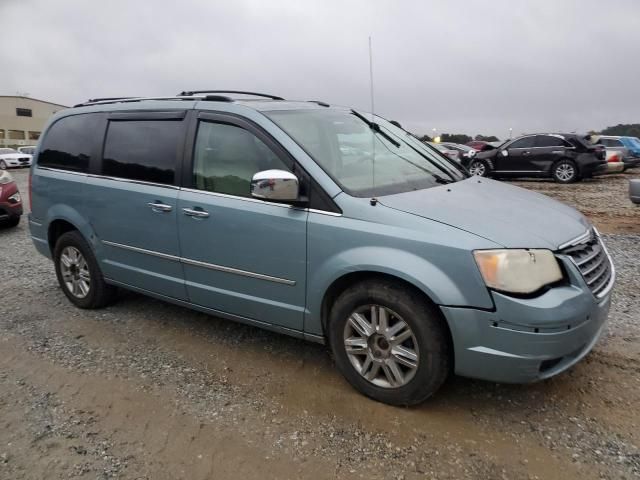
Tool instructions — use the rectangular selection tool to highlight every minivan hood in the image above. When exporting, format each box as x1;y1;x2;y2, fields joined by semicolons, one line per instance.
378;178;590;249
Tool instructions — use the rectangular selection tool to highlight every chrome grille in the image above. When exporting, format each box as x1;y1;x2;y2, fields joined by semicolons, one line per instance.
560;230;613;297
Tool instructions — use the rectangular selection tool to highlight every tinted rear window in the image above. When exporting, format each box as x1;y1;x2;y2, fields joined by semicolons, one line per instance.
535;136;567;147
39;114;101;172
102;120;183;185
508;136;536;149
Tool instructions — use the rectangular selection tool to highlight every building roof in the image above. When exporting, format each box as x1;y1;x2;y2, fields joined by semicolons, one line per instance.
0;95;69;108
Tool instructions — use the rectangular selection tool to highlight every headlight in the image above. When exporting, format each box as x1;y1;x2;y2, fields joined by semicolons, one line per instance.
8;192;21;204
0;170;13;185
473;249;563;294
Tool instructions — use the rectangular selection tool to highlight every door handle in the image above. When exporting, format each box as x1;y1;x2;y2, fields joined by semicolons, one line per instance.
147;201;173;212
522;151;531;155
182;207;210;219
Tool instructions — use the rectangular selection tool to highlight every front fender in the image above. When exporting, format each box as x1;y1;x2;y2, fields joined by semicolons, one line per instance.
305;246;492;336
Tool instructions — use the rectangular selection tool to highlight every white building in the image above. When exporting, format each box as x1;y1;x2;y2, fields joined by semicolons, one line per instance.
0;96;68;147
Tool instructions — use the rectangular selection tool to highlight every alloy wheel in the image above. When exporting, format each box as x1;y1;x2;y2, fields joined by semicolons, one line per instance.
555;162;575;182
343;305;419;388
59;246;91;298
468;160;486;176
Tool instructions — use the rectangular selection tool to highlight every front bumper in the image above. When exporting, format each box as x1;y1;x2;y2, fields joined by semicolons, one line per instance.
0;201;23;221
442;255;613;384
1;158;32;168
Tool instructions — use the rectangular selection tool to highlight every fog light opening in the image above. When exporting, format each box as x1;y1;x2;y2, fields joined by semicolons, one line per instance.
539;357;563;373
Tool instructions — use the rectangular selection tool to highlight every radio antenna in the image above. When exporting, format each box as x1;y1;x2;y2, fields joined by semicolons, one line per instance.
369;36;376;188
368;36;375;121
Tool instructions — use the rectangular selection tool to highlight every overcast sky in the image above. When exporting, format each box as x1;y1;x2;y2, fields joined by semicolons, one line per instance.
1;0;638;138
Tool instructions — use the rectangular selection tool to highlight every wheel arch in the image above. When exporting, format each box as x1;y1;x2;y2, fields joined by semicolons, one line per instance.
48;218;79;253
551;157;579;181
45;205;97;254
318;270;454;365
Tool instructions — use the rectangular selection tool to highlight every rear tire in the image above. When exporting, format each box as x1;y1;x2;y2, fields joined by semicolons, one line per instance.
552;159;579;183
53;231;116;309
328;279;451;406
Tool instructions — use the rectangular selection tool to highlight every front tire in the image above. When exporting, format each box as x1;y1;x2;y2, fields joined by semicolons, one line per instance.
1;216;20;228
0;160;6;170
53;231;116;309
328;279;451;406
467;159;489;177
552;159;579;183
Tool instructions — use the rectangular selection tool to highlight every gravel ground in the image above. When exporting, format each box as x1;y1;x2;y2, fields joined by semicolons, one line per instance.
0;169;639;480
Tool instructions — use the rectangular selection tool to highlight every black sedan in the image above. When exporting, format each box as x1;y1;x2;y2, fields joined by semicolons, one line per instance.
462;134;607;183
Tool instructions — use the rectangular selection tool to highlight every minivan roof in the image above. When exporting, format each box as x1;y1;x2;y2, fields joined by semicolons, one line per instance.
71;92;340;113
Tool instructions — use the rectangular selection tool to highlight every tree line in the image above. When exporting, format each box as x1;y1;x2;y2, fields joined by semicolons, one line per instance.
419;133;499;143
417;123;640;145
599;123;640;137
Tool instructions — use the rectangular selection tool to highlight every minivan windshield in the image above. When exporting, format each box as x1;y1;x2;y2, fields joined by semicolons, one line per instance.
265;109;466;197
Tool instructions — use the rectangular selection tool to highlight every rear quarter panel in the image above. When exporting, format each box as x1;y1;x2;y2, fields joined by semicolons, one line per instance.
30;168;95;257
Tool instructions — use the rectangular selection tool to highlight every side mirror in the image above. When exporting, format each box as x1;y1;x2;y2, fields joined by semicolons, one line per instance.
501;149;509;157
251;169;299;202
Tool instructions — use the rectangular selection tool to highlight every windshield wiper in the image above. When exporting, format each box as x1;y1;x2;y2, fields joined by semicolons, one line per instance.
351;110;401;148
431;174;453;184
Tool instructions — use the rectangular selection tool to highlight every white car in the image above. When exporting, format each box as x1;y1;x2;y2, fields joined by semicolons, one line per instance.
428;142;460;161
0;148;32;169
603;150;624;174
17;146;37;155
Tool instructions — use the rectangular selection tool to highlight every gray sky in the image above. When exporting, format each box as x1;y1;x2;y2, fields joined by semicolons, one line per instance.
2;0;639;139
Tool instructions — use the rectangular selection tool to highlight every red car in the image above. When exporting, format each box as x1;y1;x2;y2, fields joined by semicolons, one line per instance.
466;140;495;151
0;170;23;228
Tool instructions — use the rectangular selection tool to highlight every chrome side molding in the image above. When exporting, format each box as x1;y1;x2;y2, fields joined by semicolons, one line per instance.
102;240;296;286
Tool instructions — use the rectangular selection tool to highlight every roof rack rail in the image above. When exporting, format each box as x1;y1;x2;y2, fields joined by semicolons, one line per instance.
90;97;136;103
74;97;136;107
178;90;284;100
73;95;206;108
309;100;330;107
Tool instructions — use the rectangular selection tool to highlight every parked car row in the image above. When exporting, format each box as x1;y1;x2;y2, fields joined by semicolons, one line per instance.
593;135;640;170
0;147;33;169
429;133;639;183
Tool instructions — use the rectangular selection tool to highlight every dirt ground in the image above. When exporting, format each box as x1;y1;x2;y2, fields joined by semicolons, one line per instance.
1;169;639;480
510;170;640;234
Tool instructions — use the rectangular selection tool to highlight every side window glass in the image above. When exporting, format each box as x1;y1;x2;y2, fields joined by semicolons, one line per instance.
193;121;290;198
535;136;564;147
39;114;101;172
102;120;182;185
509;136;535;149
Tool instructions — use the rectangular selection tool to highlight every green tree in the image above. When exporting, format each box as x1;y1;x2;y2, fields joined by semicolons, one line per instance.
441;133;472;144
600;123;640;137
474;134;500;142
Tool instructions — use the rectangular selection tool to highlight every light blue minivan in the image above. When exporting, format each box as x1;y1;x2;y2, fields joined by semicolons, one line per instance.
29;91;615;405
